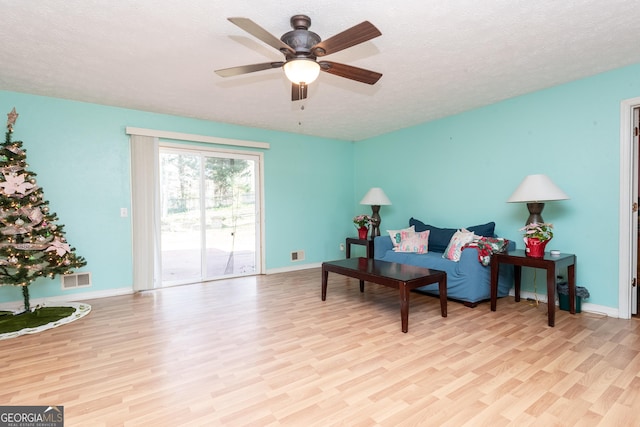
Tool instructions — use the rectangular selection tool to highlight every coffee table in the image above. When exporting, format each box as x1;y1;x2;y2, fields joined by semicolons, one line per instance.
322;258;447;333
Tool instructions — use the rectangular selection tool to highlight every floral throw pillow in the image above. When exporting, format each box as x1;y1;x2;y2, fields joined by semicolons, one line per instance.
387;225;415;247
394;230;430;254
443;229;476;261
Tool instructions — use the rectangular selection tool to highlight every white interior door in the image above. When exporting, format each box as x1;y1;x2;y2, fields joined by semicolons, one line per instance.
159;146;261;286
632;107;639;315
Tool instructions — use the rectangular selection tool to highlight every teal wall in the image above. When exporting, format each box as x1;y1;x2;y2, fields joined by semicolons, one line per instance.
0;91;354;303
355;62;640;309
3;61;639;310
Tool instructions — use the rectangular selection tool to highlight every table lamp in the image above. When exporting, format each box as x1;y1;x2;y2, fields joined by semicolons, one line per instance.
360;187;391;237
507;174;569;225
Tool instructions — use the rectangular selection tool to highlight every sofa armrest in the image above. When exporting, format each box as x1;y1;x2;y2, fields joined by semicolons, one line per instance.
374;235;393;259
457;246;489;274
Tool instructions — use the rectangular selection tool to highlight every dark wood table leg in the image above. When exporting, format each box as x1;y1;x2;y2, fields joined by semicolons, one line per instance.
514;265;522;302
490;256;499;311
400;282;409;333
322;268;328;300
359;280;365;292
439;275;447;317
546;265;556;327
346;240;351;259
568;263;576;314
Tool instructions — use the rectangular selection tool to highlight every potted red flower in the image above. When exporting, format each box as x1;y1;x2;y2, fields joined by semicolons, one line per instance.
353;214;371;239
520;222;553;257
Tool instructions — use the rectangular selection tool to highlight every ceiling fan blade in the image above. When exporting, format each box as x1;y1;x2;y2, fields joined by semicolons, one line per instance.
227;17;295;55
312;21;381;57
215;61;284;77
292;83;308;101
319;61;382;85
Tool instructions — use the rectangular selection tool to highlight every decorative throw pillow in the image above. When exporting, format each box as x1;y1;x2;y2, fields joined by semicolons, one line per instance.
466;222;496;238
408;218;456;253
387;225;415;247
443;229;476;261
395;230;430;254
409;218;497;251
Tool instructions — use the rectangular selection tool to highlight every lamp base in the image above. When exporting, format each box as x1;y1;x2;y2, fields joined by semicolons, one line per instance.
526;202;545;225
370;205;381;237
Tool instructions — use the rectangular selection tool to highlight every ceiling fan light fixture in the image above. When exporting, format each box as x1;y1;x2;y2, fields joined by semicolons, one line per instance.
283;59;320;84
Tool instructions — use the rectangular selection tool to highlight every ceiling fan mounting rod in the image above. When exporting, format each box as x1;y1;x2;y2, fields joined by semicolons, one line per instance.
280;15;321;57
290;14;312;30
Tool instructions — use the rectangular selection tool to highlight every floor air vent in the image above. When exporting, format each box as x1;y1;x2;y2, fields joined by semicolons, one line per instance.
61;272;92;290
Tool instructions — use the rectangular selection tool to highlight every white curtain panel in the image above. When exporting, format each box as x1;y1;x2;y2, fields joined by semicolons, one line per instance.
129;134;160;291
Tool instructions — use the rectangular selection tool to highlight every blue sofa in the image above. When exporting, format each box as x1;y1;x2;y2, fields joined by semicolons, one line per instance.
373;219;515;307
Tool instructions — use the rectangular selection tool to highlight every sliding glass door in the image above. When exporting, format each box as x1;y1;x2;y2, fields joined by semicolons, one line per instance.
159;146;260;286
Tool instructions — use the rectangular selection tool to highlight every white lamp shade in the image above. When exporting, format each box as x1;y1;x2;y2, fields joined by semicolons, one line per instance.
283;59;320;84
507;174;569;203
360;187;391;205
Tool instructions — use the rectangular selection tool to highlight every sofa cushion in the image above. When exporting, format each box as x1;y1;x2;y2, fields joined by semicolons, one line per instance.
409;218;455;253
386;225;415;248
443;229;476;261
409;217;496;252
394;230;430;254
466;221;496;238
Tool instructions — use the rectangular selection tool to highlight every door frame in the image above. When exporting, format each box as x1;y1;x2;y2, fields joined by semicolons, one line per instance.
127;127;269;291
618;97;640;319
159;141;266;283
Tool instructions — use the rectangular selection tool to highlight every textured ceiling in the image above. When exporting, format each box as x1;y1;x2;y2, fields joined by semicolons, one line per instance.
1;1;639;141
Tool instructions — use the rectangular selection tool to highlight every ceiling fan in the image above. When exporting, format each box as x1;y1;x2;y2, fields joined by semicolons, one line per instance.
214;14;382;101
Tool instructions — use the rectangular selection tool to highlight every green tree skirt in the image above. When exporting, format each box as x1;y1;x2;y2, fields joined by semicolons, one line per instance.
0;303;91;338
0;307;75;334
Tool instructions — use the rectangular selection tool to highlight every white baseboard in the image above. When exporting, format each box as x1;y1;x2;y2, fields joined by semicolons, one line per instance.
512;289;618;318
266;262;321;275
0;287;134;311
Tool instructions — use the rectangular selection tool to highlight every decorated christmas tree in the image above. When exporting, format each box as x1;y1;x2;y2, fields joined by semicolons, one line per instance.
0;108;86;312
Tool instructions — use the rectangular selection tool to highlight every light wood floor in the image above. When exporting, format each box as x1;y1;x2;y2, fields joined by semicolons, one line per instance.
2;267;640;426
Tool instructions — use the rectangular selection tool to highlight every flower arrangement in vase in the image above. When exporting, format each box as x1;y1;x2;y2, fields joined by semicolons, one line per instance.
520;222;553;257
353;214;371;239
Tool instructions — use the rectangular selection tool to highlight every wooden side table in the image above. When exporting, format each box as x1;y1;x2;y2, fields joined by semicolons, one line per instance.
490;249;576;327
345;237;374;259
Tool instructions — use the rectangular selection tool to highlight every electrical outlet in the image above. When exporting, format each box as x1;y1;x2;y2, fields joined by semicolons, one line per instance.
120;208;128;217
339;244;345;251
